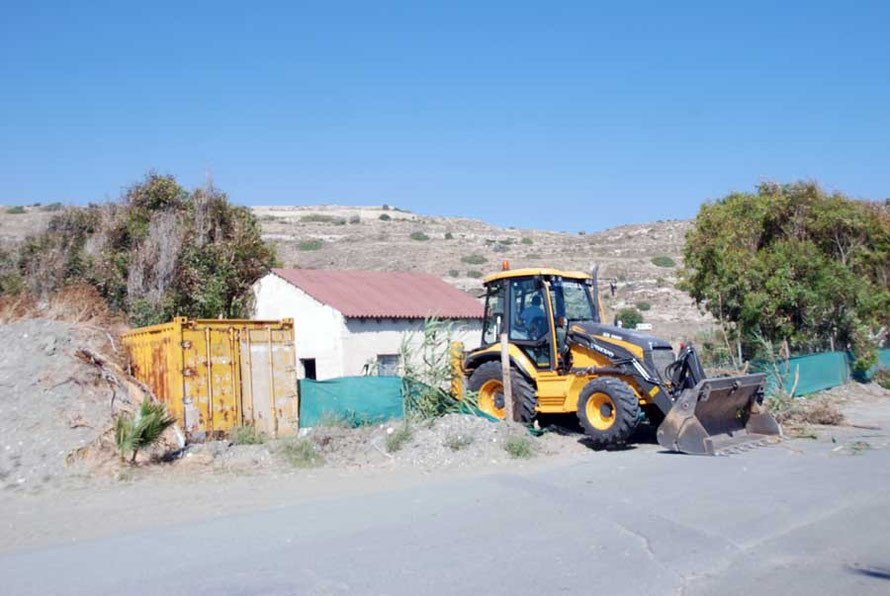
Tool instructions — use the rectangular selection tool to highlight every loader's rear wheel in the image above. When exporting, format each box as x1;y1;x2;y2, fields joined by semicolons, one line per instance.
577;378;640;448
467;361;537;423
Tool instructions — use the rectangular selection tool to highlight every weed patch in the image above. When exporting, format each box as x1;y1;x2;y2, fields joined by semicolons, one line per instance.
279;437;325;468
231;424;266;445
444;433;474;451
504;434;535;459
385;425;412;453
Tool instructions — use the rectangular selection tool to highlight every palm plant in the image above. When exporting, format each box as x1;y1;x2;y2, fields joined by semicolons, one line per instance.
114;398;176;463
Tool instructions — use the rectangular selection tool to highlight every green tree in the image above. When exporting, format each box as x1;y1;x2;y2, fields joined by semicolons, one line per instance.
680;181;890;360
14;172;277;326
616;308;644;329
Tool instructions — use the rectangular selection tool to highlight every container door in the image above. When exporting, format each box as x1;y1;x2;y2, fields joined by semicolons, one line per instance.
181;327;240;436
240;327;299;436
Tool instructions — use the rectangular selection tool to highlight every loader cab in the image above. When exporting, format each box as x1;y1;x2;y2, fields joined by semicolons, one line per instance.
481;269;599;370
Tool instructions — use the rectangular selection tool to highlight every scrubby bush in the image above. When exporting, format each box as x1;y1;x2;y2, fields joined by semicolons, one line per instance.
410;231;430;241
521;237;533;245
651;256;675;268
298;239;324;251
10;172;276;326
448;269;460;278
379;213;391;221
635;301;651;311
466;270;483;279
461;254;487;265
41;202;64;212
444;232;454;240
5;206;25;214
616;308;644;329
348;215;361;224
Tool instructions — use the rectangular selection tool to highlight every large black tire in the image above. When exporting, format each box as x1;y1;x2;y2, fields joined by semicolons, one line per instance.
467;361;537;423
576;377;641;448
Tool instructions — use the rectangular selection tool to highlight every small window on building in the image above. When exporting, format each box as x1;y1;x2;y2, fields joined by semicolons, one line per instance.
301;358;317;380
376;354;400;377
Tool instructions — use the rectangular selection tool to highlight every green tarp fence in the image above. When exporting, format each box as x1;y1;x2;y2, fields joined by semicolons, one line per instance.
301;350;890;420
754;348;890;397
299;376;403;427
299;376;498;427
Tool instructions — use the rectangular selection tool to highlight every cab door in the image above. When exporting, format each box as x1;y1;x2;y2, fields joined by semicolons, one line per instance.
506;277;554;370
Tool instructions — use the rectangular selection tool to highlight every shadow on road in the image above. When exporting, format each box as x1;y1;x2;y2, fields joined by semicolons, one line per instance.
847;565;890;581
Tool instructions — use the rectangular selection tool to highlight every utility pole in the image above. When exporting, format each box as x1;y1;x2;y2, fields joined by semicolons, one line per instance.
500;333;513;422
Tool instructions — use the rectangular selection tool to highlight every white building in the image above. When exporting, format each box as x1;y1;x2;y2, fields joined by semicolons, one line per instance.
252;269;484;380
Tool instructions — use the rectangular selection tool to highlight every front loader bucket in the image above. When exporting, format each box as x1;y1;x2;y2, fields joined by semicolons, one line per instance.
656;374;781;456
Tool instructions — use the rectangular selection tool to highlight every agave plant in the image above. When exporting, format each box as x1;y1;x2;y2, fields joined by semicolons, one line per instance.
114;398;176;463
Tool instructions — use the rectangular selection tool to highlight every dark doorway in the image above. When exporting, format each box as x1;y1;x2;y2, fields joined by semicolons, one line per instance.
301;358;317;380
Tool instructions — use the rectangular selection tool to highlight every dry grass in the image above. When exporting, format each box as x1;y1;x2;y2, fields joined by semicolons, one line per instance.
0;284;128;360
776;396;846;427
795;398;845;426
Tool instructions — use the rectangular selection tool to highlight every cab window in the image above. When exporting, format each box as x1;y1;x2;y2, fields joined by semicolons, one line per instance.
550;278;597;322
508;277;552;368
549;278;597;352
481;282;505;346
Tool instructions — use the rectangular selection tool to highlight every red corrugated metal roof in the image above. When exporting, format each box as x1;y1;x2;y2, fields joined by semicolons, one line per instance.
270;269;484;319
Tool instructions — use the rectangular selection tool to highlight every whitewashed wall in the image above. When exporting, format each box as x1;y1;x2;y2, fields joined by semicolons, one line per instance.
252;273;482;380
343;318;482;377
252;274;347;380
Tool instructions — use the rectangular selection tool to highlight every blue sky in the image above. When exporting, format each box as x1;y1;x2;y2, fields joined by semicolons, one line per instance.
1;1;888;231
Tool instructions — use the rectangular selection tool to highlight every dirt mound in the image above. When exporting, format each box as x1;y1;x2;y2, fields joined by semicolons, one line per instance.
0;319;141;492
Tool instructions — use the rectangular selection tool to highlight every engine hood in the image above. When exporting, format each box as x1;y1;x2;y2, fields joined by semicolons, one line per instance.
567;321;673;351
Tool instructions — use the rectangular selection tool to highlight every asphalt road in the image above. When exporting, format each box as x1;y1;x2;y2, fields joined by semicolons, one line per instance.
3;430;889;596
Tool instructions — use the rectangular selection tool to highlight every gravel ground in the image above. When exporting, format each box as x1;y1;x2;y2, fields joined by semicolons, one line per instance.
173;413;591;476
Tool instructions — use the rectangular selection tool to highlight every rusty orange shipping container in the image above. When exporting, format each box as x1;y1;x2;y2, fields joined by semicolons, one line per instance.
122;317;298;439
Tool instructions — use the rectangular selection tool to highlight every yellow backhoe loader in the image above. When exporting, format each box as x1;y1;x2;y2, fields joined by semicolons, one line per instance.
454;266;780;455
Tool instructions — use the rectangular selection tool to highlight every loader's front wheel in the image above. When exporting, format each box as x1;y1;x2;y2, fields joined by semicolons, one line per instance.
577;378;640;448
467;361;537;423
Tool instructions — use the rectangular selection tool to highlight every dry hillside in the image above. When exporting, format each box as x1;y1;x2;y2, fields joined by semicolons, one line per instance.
255;206;711;344
0;204;713;344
